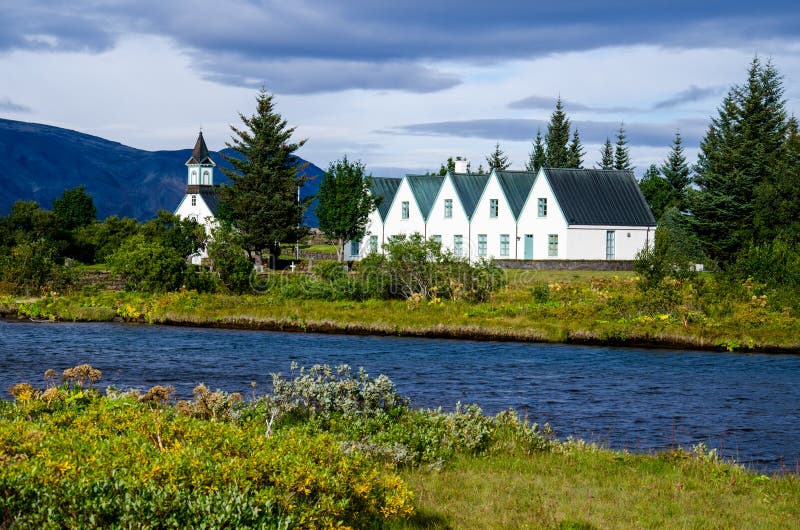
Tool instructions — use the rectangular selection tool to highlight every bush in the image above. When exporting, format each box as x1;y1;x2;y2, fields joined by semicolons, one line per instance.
107;235;188;292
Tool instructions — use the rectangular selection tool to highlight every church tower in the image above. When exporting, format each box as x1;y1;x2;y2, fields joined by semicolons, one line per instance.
185;130;215;189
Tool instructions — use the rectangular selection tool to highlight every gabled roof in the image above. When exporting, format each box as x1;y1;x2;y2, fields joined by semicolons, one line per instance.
543;168;656;226
496;170;536;220
186;131;215;166
406;174;445;221
451;172;490;219
369;177;402;221
185;185;221;216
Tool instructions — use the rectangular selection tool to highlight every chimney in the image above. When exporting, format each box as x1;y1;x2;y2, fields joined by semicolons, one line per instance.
454;156;468;173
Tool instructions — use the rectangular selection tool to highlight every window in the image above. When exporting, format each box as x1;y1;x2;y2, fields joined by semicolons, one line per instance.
444;199;453;218
190;170;197;184
454;235;463;256
490;199;499;218
401;201;409;219
369;235;378;253
191;195;197;206
431;234;442;246
606;230;616;260
548;234;558;257
478;234;487;257
350;240;360;256
500;234;510;257
202;170;210;184
538;198;547;217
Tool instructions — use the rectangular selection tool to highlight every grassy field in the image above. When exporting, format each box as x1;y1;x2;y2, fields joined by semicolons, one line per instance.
3;269;799;353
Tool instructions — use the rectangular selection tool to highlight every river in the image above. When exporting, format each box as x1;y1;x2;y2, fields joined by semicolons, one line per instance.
1;320;798;472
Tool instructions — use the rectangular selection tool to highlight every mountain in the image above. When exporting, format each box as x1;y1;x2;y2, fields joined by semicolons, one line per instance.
0;118;324;225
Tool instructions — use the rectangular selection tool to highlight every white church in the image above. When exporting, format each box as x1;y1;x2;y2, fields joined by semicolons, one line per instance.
345;161;656;262
174;131;220;264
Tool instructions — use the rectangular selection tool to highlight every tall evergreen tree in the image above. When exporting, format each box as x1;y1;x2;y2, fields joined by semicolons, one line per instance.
316;156;379;262
598;138;614;169
219;89;312;267
486;142;511;171
527;128;546;173
545;98;571;167
660;130;691;211
691;57;790;265
567;129;585;168
614;123;633;170
638;164;672;221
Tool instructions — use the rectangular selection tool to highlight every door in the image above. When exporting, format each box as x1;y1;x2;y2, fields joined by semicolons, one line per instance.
524;234;533;259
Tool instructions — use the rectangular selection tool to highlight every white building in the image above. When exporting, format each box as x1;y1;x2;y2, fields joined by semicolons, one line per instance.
174;131;219;264
348;167;656;262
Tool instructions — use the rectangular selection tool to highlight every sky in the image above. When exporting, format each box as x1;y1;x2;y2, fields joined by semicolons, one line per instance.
1;1;799;176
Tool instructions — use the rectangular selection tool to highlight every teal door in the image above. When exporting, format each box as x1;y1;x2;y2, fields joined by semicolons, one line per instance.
524;234;533;259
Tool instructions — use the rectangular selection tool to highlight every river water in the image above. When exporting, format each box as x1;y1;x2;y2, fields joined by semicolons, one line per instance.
1;320;798;472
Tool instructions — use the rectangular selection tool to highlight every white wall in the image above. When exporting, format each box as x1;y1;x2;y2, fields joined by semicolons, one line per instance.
426;174;470;258
516;171;568;259
174;193;217;264
382;178;426;241
566;226;652;260
470;172;517;260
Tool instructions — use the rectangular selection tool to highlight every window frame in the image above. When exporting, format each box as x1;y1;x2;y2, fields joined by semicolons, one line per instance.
500;234;510;257
478;234;487;257
444;199;453;219
489;199;499;218
401;201;409;219
538;198;547;217
453;234;463;257
548;234;558;257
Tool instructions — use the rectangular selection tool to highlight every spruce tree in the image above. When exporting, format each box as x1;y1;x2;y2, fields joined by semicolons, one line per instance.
486;142;511;171
527;128;546;173
316;156;378;262
545;98;571;167
567;129;585;168
614;123;633;170
598;138;614;169
660;130;691;211
692;57;790;265
638;164;671;220
753;117;800;240
219;89;312;267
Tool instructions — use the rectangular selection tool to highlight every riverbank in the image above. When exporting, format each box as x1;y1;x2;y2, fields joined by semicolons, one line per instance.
2;271;799;353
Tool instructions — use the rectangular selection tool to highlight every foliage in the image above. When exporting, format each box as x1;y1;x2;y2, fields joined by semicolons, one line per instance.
218;89;312;265
485;142;511;171
107;234;188;292
567;129;585;168
659;130;691;211
207;223;253;294
316;156;378;262
141;210;206;261
729;238;800;308
526;127;546;173
634;208;703;291
598;137;614;169
0;238;74;294
545;97;572;167
638;164;672;220
52;185;97;230
614;123;633;170
691;57;790;266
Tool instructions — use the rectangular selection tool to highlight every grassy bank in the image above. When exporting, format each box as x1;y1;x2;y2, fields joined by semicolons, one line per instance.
3;364;798;529
3;270;800;353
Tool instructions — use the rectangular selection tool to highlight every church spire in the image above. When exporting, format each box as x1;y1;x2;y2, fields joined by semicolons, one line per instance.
186;130;215;166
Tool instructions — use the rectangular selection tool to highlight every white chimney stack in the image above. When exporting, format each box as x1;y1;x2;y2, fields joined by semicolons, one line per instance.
454;156;468;173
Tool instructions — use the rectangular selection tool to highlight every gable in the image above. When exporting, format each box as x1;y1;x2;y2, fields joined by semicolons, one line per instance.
496;170;536;220
406;174;445;221
451;173;490;219
543;168;656;226
370;177;402;221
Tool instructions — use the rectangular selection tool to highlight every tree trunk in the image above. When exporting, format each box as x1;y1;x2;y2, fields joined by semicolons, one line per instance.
337;237;344;263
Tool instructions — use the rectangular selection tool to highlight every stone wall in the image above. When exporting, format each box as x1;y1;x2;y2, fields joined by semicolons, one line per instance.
494;259;636;271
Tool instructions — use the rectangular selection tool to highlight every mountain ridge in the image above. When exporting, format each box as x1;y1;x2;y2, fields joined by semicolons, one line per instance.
0;118;323;225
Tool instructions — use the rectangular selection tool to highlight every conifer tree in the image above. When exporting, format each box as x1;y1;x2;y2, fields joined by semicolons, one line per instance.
219;89;312;267
486;142;511;171
598;138;614;169
660;130;691;210
527;128;546;173
544;98;571;167
614;123;633;170
692;57;790;264
638;164;671;220
567;129;585;168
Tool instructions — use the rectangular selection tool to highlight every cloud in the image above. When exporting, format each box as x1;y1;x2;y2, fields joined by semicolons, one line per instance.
653;85;726;109
384;118;708;148
507;95;638;113
0;98;30;113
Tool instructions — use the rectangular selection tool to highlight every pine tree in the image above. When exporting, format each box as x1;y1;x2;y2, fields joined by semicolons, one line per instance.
316;156;378;262
692;57;790;265
545;98;571;167
527;128;546;173
638;164;671;220
660;130;691;211
598;138;614;169
219;89;312;267
486;142;511;171
614;123;633;170
567;129;585;168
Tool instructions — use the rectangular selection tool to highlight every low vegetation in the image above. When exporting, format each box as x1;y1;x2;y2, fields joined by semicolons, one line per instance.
3;364;798;529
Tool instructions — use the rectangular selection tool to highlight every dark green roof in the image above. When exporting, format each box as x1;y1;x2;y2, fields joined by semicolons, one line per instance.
451;173;490;219
543;168;656;226
406;174;445;221
186;131;215;166
370;177;402;221
496;170;536;220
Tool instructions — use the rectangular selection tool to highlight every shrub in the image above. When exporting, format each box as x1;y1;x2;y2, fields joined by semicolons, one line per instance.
107;234;188;292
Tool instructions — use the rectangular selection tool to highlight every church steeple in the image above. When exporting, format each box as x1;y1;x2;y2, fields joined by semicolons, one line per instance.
185;131;215;186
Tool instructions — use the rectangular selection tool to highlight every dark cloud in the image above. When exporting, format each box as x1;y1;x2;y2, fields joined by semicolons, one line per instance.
0;98;30;113
653;85;726;109
507;95;638;113
1;1;798;93
384;117;708;148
